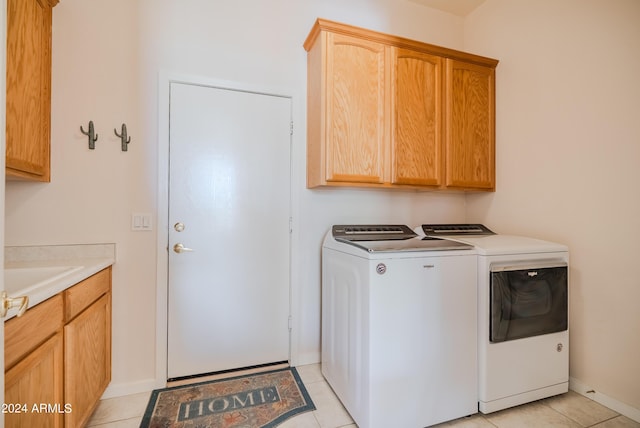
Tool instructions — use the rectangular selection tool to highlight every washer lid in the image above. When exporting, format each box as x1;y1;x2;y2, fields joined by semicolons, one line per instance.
417;224;567;255
432;234;568;255
341;237;474;253
331;224;473;253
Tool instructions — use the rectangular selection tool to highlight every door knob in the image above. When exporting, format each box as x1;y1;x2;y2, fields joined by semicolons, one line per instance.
173;243;194;253
1;291;29;318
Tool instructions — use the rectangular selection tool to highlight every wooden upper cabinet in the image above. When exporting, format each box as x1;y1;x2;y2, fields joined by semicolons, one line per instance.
304;19;498;191
325;33;388;184
306;31;389;186
445;59;495;190
391;48;443;186
5;0;58;182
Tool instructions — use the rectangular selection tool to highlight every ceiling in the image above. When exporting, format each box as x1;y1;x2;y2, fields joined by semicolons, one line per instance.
407;0;486;16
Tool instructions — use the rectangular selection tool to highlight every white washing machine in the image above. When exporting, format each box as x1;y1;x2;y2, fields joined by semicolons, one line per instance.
418;224;569;413
321;225;478;427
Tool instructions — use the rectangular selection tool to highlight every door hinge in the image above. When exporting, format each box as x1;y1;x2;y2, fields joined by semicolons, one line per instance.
289;217;293;233
288;316;293;331
290;121;293;135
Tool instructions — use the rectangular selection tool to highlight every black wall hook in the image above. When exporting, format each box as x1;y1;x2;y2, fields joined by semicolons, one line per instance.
80;120;98;149
114;123;131;151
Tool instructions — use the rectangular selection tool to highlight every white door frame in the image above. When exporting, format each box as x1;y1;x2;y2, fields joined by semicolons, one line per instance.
155;72;301;387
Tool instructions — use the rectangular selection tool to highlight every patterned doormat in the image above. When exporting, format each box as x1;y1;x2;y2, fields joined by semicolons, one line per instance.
141;367;315;428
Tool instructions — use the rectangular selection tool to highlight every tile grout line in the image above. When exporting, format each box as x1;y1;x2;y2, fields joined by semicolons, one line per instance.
586;415;628;428
539;395;622;428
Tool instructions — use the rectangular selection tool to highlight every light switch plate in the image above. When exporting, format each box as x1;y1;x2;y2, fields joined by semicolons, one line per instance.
132;213;153;231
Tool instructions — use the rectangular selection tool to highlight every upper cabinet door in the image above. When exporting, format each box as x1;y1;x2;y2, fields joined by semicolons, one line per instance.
304;19;498;191
391;48;443;186
324;33;389;184
445;59;495;190
5;0;55;182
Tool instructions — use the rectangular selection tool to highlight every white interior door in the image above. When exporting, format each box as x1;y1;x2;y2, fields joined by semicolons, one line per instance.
167;82;291;380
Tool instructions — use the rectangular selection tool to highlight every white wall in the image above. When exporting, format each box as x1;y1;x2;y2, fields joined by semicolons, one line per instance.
4;0;469;396
464;0;640;413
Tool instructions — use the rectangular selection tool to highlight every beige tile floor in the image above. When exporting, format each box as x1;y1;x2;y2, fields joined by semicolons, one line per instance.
87;364;639;428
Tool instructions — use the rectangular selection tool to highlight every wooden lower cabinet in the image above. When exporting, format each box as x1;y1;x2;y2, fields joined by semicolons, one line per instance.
64;293;112;427
4;267;112;428
5;333;64;428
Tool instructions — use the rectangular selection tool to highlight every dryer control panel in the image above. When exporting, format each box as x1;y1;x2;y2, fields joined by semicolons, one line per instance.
421;224;495;237
332;225;417;241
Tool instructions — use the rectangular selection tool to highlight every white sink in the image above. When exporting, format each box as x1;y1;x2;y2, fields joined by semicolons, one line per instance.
4;265;84;295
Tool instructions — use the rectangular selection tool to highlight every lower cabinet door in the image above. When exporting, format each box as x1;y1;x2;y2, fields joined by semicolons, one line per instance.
5;333;64;428
64;293;112;428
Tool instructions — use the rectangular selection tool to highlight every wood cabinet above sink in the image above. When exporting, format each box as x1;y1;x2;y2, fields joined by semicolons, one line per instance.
5;0;60;182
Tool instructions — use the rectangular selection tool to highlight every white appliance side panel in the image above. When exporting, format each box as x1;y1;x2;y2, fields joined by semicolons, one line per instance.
368;254;478;428
477;252;569;404
321;249;369;426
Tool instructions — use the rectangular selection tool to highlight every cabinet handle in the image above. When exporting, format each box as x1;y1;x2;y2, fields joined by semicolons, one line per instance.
0;291;29;318
423;264;435;269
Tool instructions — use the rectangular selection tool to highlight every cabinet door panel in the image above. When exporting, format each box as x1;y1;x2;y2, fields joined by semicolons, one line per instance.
5;333;64;428
392;48;442;186
5;0;52;181
64;268;111;321
325;33;387;184
445;59;495;190
5;294;63;369
64;293;111;428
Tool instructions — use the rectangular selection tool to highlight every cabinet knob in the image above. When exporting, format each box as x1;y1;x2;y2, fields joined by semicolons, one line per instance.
1;291;29;318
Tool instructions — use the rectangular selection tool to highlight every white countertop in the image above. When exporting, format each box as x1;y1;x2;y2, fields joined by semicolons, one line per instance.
4;244;116;320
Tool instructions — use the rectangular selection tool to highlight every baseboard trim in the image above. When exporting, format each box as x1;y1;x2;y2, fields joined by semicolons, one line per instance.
570;377;640;423
101;378;164;400
293;351;320;367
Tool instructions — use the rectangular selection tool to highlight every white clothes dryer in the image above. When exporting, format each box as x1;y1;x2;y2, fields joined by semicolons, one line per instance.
322;225;479;427
417;224;569;413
